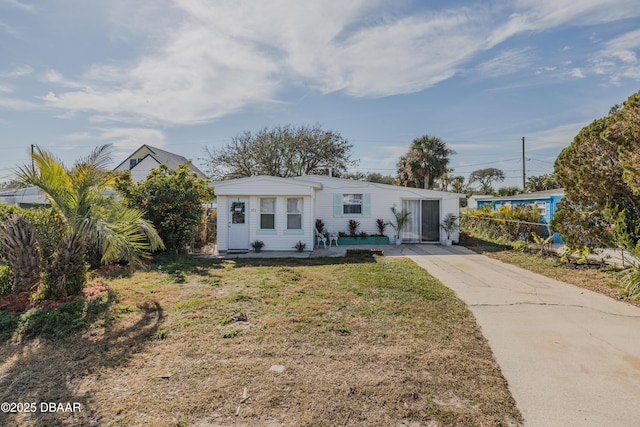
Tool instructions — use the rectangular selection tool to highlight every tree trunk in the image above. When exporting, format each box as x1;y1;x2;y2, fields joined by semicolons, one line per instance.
0;214;41;293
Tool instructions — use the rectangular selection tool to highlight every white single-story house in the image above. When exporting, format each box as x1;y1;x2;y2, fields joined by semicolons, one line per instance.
211;175;465;252
114;144;207;183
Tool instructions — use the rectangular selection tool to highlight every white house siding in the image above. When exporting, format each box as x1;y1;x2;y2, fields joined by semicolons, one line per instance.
294;175;463;243
212;177;320;252
213;175;464;251
114;146;156;172
128;157;160;182
114;154;160;183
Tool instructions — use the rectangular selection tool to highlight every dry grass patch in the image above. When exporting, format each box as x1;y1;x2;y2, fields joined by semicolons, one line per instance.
0;255;521;426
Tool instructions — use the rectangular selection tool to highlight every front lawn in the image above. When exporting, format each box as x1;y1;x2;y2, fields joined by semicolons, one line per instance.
0;254;521;426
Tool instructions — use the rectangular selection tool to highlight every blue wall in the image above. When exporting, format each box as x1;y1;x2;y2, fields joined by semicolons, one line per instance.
477;194;564;243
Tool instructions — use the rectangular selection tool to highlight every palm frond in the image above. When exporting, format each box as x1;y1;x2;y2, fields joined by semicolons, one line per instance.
90;205;164;265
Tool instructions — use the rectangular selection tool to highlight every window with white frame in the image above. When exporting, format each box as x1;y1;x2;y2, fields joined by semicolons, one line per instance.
343;194;363;214
287;198;303;229
534;201;547;216
260;198;275;229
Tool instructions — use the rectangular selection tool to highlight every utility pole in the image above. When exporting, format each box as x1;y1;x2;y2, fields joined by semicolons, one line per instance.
521;136;526;191
31;144;35;174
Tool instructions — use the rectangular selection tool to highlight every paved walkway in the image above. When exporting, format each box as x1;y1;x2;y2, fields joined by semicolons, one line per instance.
402;244;640;427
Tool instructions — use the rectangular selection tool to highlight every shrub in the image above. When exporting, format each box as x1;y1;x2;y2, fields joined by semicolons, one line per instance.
461;205;547;243
251;240;265;252
116;165;214;253
376;218;386;236
348;219;360;237
0;265;13;294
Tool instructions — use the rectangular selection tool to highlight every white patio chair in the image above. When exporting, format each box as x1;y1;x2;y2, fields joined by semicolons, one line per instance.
315;228;327;248
328;231;339;247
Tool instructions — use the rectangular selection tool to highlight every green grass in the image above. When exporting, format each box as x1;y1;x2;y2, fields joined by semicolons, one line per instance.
0;292;115;343
0;254;522;426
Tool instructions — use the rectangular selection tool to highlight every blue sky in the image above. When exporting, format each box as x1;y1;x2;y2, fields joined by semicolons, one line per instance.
1;0;639;188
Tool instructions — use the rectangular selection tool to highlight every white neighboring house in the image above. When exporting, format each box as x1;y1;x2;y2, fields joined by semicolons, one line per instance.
212;175;464;252
114;144;207;183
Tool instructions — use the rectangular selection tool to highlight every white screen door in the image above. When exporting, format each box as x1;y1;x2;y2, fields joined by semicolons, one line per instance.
228;198;249;250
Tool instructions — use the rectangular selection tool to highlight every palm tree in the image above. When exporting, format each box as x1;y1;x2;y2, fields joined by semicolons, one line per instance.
525;175;546;192
451;176;466;194
0;214;41;293
17;145;164;298
397;135;455;189
525;174;559;192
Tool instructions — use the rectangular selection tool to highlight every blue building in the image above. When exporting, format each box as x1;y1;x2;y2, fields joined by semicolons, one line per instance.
474;188;565;243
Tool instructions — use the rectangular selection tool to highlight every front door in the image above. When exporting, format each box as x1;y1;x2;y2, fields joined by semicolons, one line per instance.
421;200;440;242
228;198;249;250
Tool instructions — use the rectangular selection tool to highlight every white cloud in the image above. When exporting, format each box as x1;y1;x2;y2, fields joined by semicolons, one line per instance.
0;65;33;78
528;122;587;151
488;0;640;47
477;48;534;77
591;28;640;84
97;127;167;152
514;0;640;26
0;95;39;110
568;68;586;78
0;19;20;37
34;0;640;127
41;2;494;123
61;132;93;142
45;69;63;83
0;0;35;13
535;65;557;75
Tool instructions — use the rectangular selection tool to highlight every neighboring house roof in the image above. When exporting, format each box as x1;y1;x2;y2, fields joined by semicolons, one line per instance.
114;144;207;178
477;188;565;202
0;186;49;206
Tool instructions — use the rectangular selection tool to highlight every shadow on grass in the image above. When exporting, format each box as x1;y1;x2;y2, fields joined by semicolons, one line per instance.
0;296;165;426
151;252;379;274
0;291;116;343
458;232;513;254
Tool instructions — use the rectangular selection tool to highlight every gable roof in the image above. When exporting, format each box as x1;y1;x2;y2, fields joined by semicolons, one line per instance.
114;144;207;178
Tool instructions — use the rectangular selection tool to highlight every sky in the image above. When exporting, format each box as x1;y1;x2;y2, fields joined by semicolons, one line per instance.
1;0;639;189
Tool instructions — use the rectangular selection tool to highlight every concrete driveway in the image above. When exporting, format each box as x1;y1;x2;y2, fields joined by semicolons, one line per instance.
402;244;640;427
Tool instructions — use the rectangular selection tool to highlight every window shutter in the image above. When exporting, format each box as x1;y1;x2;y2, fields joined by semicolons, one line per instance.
333;194;343;217
363;193;371;217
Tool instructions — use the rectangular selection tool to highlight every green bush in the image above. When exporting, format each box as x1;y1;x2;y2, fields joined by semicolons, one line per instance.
461;205;547;243
116;165;214;253
0;265;13;294
0;205;64;263
622;257;640;300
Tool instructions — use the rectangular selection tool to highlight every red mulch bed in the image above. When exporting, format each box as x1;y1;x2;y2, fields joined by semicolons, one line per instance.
0;280;110;313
